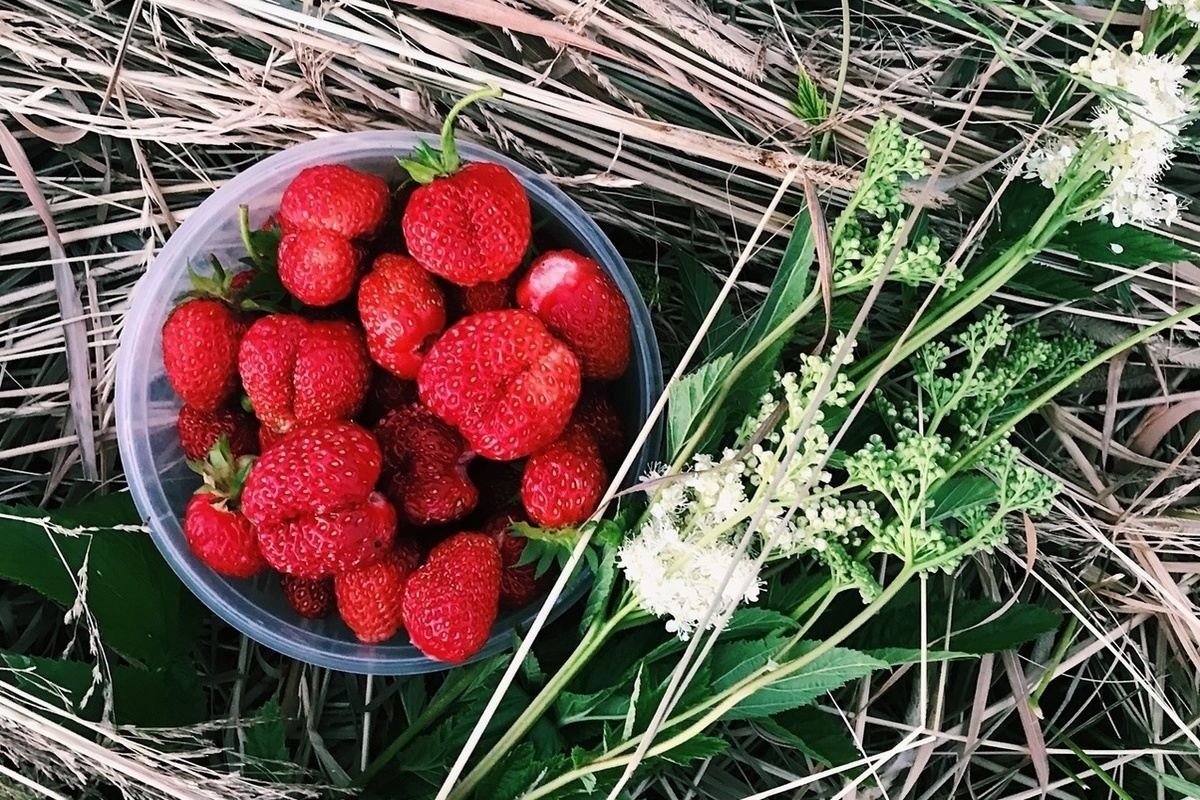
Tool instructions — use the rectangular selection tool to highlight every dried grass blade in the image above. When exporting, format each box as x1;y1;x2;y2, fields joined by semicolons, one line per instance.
0;123;97;481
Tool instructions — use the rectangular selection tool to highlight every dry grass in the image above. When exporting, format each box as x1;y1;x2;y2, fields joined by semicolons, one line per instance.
2;0;1200;798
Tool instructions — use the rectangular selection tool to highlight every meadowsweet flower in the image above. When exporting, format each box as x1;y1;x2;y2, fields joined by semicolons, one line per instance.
617;516;762;639
1020;44;1192;227
1146;0;1200;24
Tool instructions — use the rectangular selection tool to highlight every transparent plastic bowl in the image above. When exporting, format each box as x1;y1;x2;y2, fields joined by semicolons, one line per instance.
115;131;662;675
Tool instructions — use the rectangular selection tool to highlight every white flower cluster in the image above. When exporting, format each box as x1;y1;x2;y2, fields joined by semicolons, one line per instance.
1146;0;1200;25
1022;45;1192;227
619;352;878;638
618;513;763;639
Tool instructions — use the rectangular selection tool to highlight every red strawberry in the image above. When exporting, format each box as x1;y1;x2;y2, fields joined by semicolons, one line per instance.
177;404;259;462
451;279;514;318
521;429;608;527
281;575;335;619
360;368;420;425
484;509;542;609
335;549;415;643
257;492;397;578
399;88;530;286
184;494;267;578
230;270;256;293
375;403;477;526
516;250;631;380
238;314;370;435
568;387;626;469
278;164;390;240
277;229;361;307
358;254;446;379
183;438;265;578
241;421;382;528
402;532;502;663
163;299;247;412
417;309;581;460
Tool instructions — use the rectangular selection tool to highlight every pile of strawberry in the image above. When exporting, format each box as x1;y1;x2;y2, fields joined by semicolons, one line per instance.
160;91;632;664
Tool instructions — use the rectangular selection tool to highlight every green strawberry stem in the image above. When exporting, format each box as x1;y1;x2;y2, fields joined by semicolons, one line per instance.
187;435;255;503
398;85;503;183
238;204;261;267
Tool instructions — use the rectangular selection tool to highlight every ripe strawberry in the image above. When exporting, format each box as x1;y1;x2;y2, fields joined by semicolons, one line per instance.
277;229;361;307
399;88;530;286
238;314;370;435
278;164;390;240
335;549;415;643
177;404;259;462
375;403;477;526
257;492;397;578
516;250;631;380
183;438;265;578
484;509;542;609
418;309;581;460
360;368;420;426
449;279;514;319
184;493;267;578
358;254;446;379
163;299;247;412
403;532;502;663
568;387;626;469
241;421;382;528
281;574;335;619
521;429;608;527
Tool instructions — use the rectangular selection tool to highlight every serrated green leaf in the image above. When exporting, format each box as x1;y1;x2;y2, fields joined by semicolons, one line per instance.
0;496;204;670
666;354;733;456
1055;220;1192;267
555;684;626;726
723;644;887;720
760;707;859;766
242;699;291;781
482;743;546;800
580;545;617;635
679;258;740;360
724;608;801;638
852;591;1062;655
658;734;727;765
865;648;977;666
1156;773;1200;799
710;635;787;693
929;477;997;523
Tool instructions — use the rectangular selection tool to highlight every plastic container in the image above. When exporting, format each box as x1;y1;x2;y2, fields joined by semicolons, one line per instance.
115;131;662;675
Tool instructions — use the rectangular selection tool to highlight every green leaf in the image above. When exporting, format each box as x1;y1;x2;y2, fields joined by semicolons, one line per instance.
0;496;204;670
710;634;787;693
726;214;816;426
1156;773;1200;799
483;743;548;800
242;699;291;781
658;734;727;766
928;477;997;523
580;545;617;635
555;684;627;725
724;608;801;638
852;592;1062;655
865;648;977;666
666;354;733;456
760;707;860;766
1054;220;1192;267
1;653;204;727
723;644;887;721
679;258;741;361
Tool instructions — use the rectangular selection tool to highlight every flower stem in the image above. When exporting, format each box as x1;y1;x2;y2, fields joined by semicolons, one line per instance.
521;567;918;800
445;598;642;800
439;85;502;174
354;659;491;787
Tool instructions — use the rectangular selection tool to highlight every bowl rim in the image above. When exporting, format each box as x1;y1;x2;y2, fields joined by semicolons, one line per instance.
114;129;663;675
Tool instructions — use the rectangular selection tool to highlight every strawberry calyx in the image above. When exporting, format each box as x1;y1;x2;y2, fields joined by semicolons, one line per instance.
397;85;503;184
187;435;256;507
